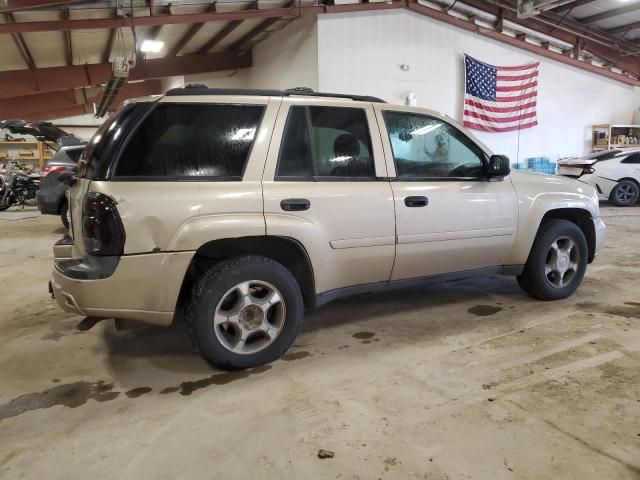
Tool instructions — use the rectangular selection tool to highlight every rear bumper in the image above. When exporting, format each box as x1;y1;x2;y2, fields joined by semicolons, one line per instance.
50;249;194;326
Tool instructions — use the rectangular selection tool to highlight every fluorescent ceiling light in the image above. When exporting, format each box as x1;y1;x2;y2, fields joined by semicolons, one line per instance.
140;40;164;53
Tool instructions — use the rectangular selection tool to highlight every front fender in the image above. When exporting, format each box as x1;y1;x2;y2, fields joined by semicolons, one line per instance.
507;171;599;265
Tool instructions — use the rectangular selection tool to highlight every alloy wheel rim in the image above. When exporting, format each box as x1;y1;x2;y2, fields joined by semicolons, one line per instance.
213;280;286;355
615;184;637;204
544;236;580;288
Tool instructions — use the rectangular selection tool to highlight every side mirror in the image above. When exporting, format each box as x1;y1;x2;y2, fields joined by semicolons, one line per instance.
486;154;511;177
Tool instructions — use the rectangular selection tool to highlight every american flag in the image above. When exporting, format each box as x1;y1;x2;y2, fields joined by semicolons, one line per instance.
463;54;539;133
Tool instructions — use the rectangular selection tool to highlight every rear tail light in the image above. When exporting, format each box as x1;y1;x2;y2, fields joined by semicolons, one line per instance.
42;165;66;175
82;192;125;256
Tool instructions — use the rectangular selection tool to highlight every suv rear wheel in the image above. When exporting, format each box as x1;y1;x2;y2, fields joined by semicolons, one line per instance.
517;219;588;300
187;255;304;370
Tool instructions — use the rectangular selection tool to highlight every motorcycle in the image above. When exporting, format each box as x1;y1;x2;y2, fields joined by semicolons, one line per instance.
0;161;40;211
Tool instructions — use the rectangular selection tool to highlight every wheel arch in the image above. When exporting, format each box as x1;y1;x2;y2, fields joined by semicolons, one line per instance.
174;236;316;323
615;176;640;187
539;208;596;262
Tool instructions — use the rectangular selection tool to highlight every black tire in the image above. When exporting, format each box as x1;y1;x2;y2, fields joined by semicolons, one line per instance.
517;219;588;300
609;179;639;207
0;178;9;211
60;201;69;229
187;255;304;370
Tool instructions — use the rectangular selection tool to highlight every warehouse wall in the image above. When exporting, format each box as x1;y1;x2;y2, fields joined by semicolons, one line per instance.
317;10;640;163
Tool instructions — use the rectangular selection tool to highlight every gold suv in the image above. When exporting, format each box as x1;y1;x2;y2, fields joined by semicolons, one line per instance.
50;86;606;369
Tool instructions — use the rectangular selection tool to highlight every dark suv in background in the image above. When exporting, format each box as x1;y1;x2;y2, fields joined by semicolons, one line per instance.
0;119;84;228
38;144;85;228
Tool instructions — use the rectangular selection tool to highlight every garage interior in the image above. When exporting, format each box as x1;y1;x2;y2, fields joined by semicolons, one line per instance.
1;0;640;478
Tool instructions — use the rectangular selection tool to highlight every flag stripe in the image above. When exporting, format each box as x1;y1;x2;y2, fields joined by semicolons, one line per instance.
496;72;538;81
465;98;537;113
494;91;537;102
464;109;537;124
496;62;540;71
464;103;536;119
496;81;538;92
463;120;538;132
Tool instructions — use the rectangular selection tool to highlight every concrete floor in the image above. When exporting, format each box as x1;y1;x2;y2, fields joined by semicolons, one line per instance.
0;205;639;480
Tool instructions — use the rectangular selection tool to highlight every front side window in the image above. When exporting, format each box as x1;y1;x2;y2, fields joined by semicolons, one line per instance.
382;111;485;179
114;103;264;179
276;106;376;180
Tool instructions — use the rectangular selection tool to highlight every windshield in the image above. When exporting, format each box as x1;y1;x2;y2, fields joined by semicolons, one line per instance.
78;103;148;179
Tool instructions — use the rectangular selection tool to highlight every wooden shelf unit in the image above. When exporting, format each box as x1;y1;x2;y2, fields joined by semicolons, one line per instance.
0;139;56;171
592;124;640;151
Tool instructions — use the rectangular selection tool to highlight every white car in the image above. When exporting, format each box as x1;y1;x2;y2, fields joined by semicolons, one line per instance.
557;149;640;206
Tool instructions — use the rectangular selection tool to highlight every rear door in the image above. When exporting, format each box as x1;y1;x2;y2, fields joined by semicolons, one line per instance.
262;98;396;295
376;106;518;280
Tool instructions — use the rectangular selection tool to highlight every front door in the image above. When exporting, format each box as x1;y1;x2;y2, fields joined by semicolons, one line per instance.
262;99;396;295
376;107;518;281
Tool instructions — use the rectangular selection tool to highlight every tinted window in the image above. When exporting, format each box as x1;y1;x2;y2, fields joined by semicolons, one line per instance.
81;103;145;179
383;112;485;179
276;106;375;180
621;153;640;164
115;103;264;179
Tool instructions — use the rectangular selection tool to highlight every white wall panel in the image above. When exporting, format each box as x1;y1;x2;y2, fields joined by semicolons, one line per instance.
317;10;640;162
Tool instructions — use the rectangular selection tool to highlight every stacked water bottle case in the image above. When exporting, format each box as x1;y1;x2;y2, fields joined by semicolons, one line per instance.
513;157;557;174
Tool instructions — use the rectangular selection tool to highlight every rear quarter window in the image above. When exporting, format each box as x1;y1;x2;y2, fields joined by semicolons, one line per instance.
113;103;265;180
79;103;148;180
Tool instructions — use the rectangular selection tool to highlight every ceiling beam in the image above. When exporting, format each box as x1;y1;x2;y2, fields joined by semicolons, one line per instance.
168;1;218;56
226;0;294;53
63;8;73;65
0;51;252;100
147;4;172;41
225;18;280;53
0;80;163;119
197;20;243;54
22;104;93;121
0;0;87;12
103;27;116;63
578;3;640;24
0;5;315;34
606;20;640;36
405;1;640;86
456;0;640;74
549;0;598;13
4;12;36;70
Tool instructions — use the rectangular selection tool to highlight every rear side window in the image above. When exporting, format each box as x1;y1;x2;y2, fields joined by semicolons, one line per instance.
80;103;146;180
114;103;264;179
621;153;640;164
276;106;376;180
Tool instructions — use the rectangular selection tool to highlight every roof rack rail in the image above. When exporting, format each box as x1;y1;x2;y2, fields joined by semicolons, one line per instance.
165;86;386;103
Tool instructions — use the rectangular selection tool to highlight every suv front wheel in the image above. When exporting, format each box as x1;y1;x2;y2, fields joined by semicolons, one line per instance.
517;219;588;300
187;255;304;370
